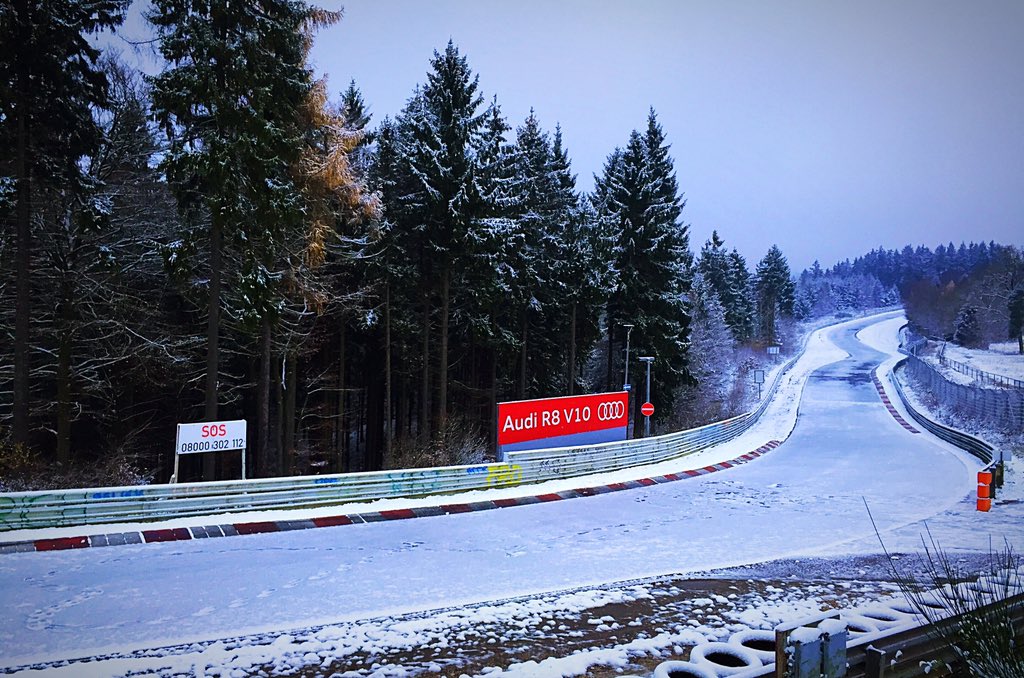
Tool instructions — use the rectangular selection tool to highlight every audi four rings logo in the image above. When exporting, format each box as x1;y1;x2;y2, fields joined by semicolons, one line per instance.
597;401;626;420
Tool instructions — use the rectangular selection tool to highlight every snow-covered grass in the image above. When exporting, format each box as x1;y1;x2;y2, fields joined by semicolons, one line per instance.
6;310;1009;678
9;573;899;677
920;340;1024;387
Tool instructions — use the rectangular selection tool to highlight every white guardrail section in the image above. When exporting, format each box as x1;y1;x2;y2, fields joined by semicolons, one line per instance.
1;312;873;532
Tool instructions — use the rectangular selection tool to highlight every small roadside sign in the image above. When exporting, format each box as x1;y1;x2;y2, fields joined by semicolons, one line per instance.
641;402;655;417
172;419;247;483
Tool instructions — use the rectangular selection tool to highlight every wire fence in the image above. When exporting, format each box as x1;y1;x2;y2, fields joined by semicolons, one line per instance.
936;353;1024;389
902;354;1024;433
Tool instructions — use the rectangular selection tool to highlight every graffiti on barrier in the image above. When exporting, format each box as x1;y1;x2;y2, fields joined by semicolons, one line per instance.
0;492;85;531
89;489;145;500
390;469;442;497
486;464;523;488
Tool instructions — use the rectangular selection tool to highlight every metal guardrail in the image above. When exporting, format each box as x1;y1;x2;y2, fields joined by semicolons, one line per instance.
0;348;800;532
2;310;881;533
0;400;782;533
691;580;1024;678
889;358;999;467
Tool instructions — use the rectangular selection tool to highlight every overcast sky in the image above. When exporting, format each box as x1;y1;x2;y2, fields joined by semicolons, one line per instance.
115;1;1023;273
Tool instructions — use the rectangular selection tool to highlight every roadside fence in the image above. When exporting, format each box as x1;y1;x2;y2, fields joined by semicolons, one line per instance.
900;355;1023;433
936;352;1024;390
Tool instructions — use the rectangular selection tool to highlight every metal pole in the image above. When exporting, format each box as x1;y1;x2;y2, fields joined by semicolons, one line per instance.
623;325;634;436
622;324;634;392
645;360;652;437
639;356;654;437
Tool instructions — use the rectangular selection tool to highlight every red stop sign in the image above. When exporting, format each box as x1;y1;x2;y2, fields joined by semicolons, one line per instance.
641;402;655;417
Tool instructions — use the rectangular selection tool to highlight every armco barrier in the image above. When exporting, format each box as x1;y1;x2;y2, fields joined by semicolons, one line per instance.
0;405;778;532
889;359;999;467
0;312;888;532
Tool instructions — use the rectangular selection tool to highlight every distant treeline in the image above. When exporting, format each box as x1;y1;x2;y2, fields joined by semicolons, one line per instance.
799;242;1024;350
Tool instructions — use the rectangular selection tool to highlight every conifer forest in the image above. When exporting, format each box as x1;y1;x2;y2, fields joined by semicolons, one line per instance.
1;2;1022;489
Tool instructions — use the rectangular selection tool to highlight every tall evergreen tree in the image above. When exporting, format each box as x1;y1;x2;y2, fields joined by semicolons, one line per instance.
698;231;755;343
676;271;735;425
596;110;692;432
339;79;373;174
0;0;128;447
405;41;485;431
726;249;755;342
753;245;795;344
149;0;326;477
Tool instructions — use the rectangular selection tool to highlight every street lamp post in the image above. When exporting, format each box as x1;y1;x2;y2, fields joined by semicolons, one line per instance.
639;356;654;437
622;324;634;393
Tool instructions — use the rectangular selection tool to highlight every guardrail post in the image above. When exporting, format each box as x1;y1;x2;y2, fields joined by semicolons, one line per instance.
821;623;848;677
864;647;886;678
780;631;822;678
775;614;846;678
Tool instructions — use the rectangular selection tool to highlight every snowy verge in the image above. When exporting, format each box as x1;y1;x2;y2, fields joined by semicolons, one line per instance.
1;313;886;544
859;315;982;473
932;340;1024;384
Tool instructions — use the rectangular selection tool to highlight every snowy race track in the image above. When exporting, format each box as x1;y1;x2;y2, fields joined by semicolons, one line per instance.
0;314;987;669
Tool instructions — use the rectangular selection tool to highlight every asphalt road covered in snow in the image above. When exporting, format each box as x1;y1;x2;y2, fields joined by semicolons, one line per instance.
0;314;988;671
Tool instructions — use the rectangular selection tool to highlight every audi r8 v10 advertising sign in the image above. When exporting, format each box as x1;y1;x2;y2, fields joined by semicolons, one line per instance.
497;391;629;455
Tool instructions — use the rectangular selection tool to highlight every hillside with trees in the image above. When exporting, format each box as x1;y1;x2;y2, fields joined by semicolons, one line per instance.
797;243;1024;352
3;3;1018;491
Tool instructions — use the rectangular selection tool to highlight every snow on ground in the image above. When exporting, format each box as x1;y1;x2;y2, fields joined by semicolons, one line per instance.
4;310;1018;678
9;573;900;678
2;312;857;544
943;341;1024;380
917;339;1024;387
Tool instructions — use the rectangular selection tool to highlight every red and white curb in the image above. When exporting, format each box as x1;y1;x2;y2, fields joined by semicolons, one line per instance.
0;441;784;555
872;374;919;434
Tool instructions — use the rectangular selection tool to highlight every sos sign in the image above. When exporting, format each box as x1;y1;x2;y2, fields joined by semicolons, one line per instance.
175;419;247;455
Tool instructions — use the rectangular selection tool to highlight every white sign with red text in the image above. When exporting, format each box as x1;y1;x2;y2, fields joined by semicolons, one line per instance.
175;419;247;455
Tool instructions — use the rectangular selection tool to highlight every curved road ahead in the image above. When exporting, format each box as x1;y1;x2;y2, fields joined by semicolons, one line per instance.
0;314;977;666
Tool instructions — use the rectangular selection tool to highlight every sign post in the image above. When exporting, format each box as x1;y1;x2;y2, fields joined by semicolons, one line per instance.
753;369;765;399
172;419;247;483
638;356;655;437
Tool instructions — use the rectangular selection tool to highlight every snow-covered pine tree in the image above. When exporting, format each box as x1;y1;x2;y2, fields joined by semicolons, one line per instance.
507;109;558;397
466;97;521;429
597;110;692;433
677;272;735;425
0;0;128;449
753;245;796;344
549;126;610;395
149;0;325;478
726;249;755;342
339;79;373;175
404;41;485;432
698;231;754;343
37;55;183;465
